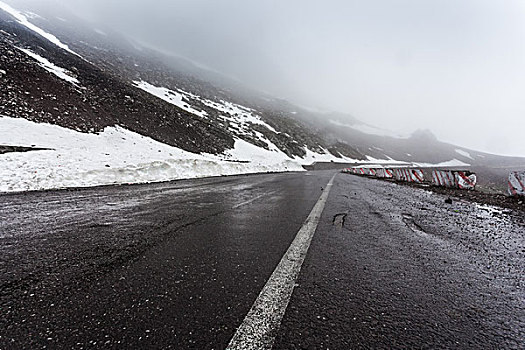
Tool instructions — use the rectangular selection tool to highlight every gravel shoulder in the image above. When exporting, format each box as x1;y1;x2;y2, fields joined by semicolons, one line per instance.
345;173;525;215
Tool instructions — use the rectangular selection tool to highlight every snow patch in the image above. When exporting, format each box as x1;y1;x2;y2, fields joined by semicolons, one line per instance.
133;80;207;118
225;139;302;171
455;149;474;160
299;148;358;165
365;155;410;165
22;11;42;20
200;98;278;134
0;1;81;57
19;48;79;85
356;158;470;169
412;159;471;168
93;28;107;36
475;204;504;216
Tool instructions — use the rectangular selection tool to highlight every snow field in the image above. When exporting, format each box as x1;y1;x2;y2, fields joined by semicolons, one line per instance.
0;116;308;192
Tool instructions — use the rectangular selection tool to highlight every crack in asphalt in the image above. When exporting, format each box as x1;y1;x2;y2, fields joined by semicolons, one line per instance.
332;213;347;228
402;213;427;235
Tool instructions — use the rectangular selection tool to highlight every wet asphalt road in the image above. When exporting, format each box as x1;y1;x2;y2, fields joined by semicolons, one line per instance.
0;171;524;349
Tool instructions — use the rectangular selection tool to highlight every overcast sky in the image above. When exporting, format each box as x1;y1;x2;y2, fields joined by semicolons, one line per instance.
58;0;525;156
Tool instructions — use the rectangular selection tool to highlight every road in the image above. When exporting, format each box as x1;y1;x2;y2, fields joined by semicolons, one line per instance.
0;171;523;349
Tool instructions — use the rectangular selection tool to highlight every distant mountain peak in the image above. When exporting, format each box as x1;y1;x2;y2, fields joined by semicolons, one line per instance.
410;128;438;141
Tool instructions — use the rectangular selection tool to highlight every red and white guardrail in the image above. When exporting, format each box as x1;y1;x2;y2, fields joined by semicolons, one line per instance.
394;168;425;183
365;168;377;177
375;168;394;178
508;171;525;197
431;170;476;190
455;171;477;190
342;166;476;190
432;170;456;188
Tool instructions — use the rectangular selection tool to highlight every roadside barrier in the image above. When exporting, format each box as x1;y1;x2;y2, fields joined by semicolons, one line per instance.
376;168;394;178
342;166;476;190
508;171;525;197
394;168;425;183
393;168;409;182
432;170;457;188
431;170;476;190
411;169;425;183
455;171;477;190
365;168;377;177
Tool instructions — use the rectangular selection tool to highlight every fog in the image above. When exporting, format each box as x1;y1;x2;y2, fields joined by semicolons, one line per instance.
43;1;525;156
